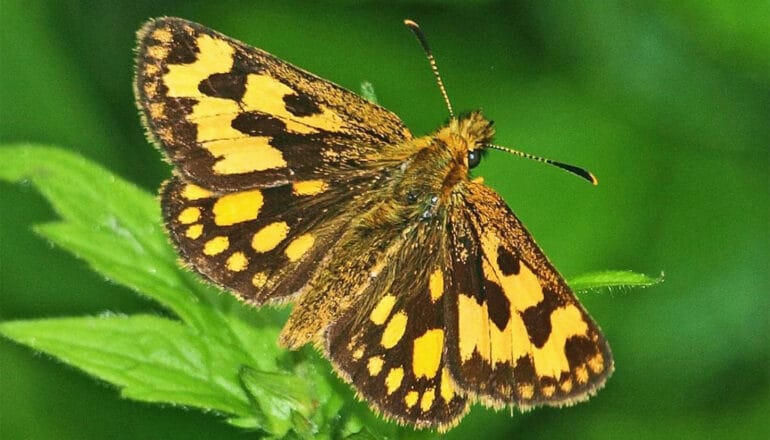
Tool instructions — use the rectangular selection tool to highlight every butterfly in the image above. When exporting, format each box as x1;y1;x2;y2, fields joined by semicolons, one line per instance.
134;17;613;431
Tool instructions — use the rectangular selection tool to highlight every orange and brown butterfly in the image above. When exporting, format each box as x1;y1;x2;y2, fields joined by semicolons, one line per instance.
134;17;613;431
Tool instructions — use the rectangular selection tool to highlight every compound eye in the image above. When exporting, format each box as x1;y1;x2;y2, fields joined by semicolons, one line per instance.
467;149;482;169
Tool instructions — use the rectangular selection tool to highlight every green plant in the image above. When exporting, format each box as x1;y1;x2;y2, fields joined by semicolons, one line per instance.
0;145;660;439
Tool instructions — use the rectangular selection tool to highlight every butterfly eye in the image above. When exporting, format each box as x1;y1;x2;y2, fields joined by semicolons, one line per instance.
467;149;482;169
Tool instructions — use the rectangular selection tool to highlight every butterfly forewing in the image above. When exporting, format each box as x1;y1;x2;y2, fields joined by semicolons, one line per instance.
446;182;613;407
135;17;411;192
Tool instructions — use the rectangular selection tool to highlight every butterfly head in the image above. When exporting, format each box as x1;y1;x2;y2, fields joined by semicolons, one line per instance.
403;21;494;173
451;111;495;170
404;19;596;185
428;110;495;176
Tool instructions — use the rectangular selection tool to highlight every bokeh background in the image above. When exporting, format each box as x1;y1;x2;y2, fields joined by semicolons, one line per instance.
1;1;768;439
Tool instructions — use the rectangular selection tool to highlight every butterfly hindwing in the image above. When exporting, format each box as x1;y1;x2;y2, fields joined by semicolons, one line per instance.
162;176;371;304
135;17;411;192
445;182;613;407
324;221;469;429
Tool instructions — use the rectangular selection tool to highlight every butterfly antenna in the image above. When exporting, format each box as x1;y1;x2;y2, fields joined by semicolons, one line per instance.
404;19;455;118
487;144;599;185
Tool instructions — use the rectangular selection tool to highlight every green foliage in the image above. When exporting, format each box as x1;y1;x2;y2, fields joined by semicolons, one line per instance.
0;145;653;438
360;81;379;104
2;315;258;416
2;2;767;439
0;146;361;439
569;271;663;293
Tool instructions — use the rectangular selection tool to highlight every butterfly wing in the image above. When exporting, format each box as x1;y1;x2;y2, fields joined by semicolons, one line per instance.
161;173;389;304
323;218;469;430
137;17;612;428
445;181;613;408
138;17;408;304
135;17;410;192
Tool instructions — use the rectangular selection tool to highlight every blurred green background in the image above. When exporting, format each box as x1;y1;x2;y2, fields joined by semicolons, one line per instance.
1;1;768;438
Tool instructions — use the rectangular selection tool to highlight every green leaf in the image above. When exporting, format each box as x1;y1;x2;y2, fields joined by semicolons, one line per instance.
0;144;199;325
0;145;284;366
360;81;379;104
239;366;316;438
0;145;341;435
0;315;253;417
568;270;664;292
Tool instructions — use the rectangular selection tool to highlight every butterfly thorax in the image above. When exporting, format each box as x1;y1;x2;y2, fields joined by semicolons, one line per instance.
279;112;495;346
377;111;495;222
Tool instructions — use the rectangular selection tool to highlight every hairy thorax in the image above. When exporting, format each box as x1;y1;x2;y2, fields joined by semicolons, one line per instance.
371;111;496;226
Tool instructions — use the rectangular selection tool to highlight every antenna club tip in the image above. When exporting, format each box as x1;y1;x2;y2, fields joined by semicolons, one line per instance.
589;174;599;186
403;19;419;28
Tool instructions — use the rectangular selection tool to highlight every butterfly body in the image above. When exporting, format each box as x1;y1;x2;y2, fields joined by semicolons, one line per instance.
279;111;493;342
135;17;612;431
